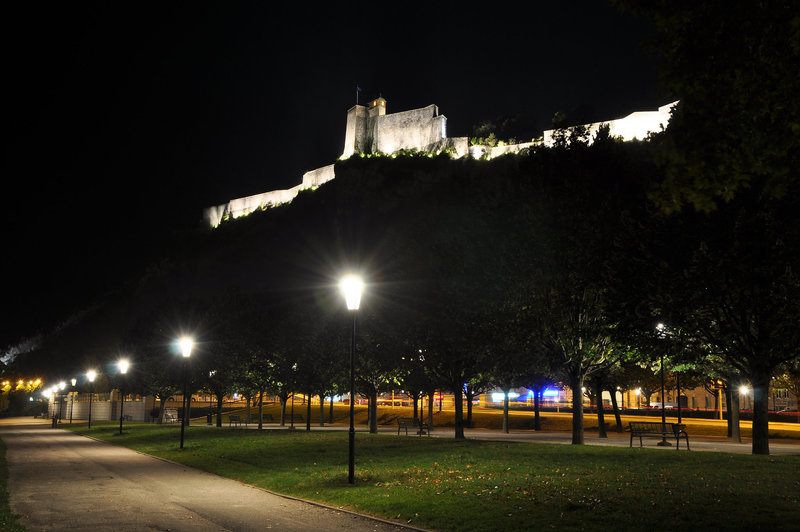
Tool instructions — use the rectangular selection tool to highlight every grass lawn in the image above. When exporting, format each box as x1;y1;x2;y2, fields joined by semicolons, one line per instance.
0;439;25;532
68;422;799;531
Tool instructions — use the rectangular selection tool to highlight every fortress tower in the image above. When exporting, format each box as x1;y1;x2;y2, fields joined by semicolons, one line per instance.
342;97;386;158
342;97;455;158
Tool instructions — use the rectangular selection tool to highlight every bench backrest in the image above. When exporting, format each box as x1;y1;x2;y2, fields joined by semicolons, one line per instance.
629;421;672;432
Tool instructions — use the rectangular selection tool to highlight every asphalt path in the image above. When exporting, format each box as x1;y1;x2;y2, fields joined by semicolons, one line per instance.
0;418;412;532
3;417;798;531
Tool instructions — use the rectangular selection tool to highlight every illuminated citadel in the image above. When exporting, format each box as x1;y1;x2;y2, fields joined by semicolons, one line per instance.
203;97;676;228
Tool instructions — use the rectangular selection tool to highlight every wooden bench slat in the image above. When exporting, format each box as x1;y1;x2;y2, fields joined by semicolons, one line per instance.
628;421;689;450
397;417;430;436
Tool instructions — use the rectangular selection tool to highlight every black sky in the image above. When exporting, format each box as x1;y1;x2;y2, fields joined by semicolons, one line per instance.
1;1;665;348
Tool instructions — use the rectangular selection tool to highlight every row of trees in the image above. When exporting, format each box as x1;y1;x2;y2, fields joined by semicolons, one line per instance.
20;127;797;455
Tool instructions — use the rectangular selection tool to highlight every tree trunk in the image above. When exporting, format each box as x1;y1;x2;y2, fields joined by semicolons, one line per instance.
453;385;465;439
570;373;584;445
216;394;224;428
751;373;771;455
465;390;475;428
427;391;434;430
369;391;378;434
533;388;541;431
502;389;510;434
725;386;733;437
258;390;264;430
319;394;325;427
411;392;419;420
596;387;607;438
245;395;251;423
329;395;334;424
157;396;167;424
306;390;312;431
729;387;741;443
610;389;623;432
280;395;287;426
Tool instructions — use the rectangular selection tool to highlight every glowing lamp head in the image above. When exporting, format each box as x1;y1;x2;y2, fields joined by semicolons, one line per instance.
59;381;66;390
71;378;77;387
87;370;96;383
180;338;194;358
739;385;749;396
118;359;129;374
339;275;364;310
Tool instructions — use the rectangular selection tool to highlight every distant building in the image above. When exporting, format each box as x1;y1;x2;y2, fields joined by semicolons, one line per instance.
203;98;678;228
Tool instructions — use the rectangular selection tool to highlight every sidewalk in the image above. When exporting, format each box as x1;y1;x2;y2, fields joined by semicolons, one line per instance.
242;417;800;455
4;417;796;532
0;418;411;532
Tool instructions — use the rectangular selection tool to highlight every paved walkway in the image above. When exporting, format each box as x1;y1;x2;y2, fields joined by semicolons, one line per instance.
0;418;410;532
445;426;800;454
3;417;798;531
244;418;800;455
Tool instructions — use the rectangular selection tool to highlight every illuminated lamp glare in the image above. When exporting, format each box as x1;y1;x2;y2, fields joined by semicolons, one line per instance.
339;275;364;310
180;338;194;358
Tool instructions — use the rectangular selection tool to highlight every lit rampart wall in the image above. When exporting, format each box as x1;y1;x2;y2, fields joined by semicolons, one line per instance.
542;101;677;146
204;101;677;228
373;104;446;154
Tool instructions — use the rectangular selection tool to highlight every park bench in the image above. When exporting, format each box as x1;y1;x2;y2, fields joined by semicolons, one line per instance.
628;421;690;450
397;417;430;436
229;414;248;427
287;414;303;423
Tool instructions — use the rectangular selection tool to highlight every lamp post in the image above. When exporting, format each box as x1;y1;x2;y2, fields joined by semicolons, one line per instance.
655;324;672;446
69;378;77;424
340;274;363;484
58;381;66;424
86;370;97;429
179;338;193;449
118;359;129;435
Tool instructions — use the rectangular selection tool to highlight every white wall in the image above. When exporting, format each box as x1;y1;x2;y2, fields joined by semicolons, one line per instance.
542;101;677;146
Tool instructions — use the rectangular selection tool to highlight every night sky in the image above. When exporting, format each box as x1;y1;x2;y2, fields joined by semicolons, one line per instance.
2;1;665;349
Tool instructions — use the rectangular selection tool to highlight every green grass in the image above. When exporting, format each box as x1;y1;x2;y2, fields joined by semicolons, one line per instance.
70;422;800;531
0;438;25;532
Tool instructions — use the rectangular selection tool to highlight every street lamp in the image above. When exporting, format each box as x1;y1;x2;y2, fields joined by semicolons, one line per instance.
340;274;363;484
86;370;97;429
58;381;66;424
118;359;129;435
179;337;193;449
740;385;750;410
655;323;671;446
69;378;77;424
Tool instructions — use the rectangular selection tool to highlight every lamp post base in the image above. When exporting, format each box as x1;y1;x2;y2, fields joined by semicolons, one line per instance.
657;439;673;446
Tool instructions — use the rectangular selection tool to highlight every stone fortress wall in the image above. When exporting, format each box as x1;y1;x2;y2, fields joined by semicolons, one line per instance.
203;98;676;228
